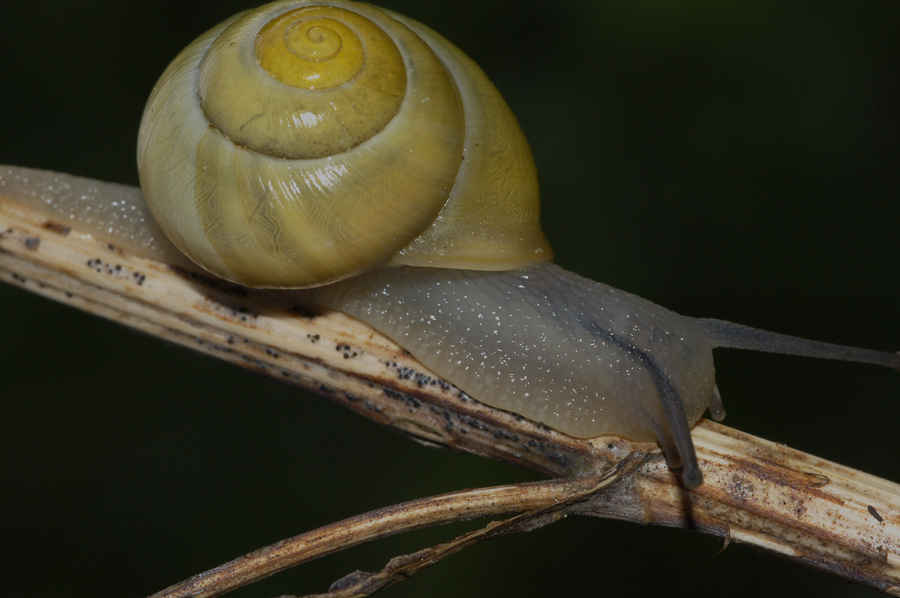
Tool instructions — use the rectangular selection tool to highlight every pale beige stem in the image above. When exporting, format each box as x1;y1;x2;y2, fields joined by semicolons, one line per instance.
147;462;638;598
2;195;899;595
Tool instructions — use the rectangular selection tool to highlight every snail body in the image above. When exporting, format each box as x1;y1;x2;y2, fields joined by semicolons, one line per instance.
3;0;898;489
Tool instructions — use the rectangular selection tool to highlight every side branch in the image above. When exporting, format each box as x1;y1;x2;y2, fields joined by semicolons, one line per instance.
149;457;645;598
2;195;899;594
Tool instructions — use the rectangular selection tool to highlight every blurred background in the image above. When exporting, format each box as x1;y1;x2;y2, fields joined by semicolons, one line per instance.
1;1;898;596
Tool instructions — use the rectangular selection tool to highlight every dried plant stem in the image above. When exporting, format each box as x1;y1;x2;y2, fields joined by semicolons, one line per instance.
149;456;644;598
2;194;899;596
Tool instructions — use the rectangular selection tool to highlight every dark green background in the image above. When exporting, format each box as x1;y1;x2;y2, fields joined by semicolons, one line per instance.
1;1;898;596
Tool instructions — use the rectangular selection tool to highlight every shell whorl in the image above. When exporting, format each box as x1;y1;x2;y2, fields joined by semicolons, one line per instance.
200;5;411;159
138;0;552;288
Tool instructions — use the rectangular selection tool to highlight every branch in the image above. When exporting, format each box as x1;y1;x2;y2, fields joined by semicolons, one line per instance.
2;193;899;595
149;455;646;598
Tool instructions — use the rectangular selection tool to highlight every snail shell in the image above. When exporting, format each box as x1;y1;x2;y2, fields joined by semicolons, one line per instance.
137;0;552;288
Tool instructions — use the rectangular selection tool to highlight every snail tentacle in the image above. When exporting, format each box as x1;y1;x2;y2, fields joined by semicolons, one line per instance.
578;319;702;488
698;318;900;370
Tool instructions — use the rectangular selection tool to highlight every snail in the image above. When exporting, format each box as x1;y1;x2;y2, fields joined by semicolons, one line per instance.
2;0;897;490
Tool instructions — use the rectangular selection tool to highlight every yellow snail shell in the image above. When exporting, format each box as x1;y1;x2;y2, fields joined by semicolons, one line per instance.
136;0;552;288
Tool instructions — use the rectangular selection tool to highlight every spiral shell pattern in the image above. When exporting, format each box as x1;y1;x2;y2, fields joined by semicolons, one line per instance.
138;0;551;288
